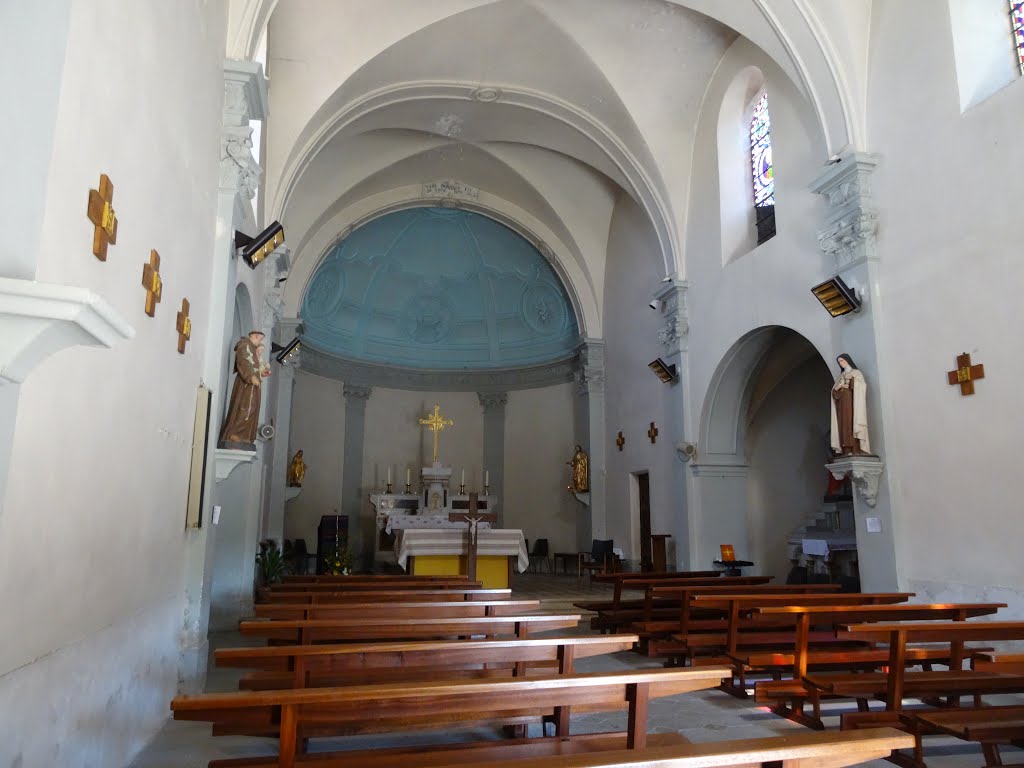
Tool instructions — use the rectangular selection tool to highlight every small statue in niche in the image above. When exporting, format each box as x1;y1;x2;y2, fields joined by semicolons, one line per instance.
287;450;307;487
218;330;268;450
568;445;589;493
830;354;872;456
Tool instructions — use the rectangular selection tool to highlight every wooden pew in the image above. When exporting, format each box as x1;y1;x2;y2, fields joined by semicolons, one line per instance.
253;599;539;621
574;576;772;615
171;666;732;768
282;573;475;583
806;620;1024;765
239;613;582;644
649;591;912;663
744;603;1003;727
215;634;641;689
267;578;483;594
266;588;511;604
629;583;843;653
589;570;721;585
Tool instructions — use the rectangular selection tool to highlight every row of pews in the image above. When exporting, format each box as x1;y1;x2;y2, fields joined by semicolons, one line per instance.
170;572;915;768
577;569;1024;766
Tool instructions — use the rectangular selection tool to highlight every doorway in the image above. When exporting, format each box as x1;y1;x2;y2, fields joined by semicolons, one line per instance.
636;471;651;571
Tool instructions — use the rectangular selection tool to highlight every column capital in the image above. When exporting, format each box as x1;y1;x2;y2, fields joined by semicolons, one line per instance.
220;60;268;200
576;337;606;395
810;151;880;273
477;391;508;412
343;383;373;401
652;278;689;355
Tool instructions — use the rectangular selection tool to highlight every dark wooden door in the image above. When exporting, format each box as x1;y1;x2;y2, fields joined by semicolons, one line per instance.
637;472;652;571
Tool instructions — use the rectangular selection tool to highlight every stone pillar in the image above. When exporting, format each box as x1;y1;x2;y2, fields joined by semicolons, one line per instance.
342;384;372;569
811;151;899;591
652;278;691;569
575;338;606;550
477;392;508;522
178;59;268;692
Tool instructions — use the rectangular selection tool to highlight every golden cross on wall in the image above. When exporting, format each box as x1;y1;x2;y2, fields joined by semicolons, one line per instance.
419;404;454;463
86;174;118;261
615;431;625;451
176;298;191;354
648;422;659;444
142;250;162;317
947;352;985;396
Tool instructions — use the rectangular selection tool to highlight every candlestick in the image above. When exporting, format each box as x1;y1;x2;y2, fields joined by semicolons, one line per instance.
459;483;466;494
387;466;392;484
461;468;465;485
484;470;489;486
406;467;411;485
385;482;393;494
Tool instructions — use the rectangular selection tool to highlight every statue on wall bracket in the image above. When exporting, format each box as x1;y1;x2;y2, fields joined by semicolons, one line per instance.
218;330;269;450
567;445;589;493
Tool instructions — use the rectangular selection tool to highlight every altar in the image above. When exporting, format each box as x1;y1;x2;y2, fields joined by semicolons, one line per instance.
395;528;528;588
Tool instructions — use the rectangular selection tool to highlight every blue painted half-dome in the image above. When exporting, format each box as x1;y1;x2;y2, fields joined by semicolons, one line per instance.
301;208;579;369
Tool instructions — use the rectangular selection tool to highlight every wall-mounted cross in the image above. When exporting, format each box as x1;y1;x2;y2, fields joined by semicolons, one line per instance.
946;352;985;396
86;174;118;261
615;431;625;451
176;298;191;354
141;250;162;317
648;422;659;444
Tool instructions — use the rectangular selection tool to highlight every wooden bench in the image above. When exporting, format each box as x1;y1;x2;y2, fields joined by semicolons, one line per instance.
650;592;913;664
807;620;1024;766
264;588;511;604
239;613;582;644
745;603;1003;727
171;666;732;768
195;727;914;768
573;576;772;615
281;573;476;583
253;598;540;621
215;634;641;689
267;578;483;594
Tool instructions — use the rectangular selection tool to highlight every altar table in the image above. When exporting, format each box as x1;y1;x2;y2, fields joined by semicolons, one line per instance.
396;529;528;589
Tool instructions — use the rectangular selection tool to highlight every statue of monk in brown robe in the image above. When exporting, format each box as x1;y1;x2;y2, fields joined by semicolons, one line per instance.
218;330;267;449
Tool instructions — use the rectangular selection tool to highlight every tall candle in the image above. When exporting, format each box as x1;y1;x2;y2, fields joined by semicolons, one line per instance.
387;466;391;484
406;468;411;485
485;470;489;486
461;468;465;485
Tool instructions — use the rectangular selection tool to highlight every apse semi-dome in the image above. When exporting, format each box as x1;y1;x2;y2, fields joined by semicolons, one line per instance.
301;207;579;369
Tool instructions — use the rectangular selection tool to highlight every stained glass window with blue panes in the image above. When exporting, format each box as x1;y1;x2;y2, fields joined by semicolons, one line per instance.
1011;1;1024;75
750;92;774;207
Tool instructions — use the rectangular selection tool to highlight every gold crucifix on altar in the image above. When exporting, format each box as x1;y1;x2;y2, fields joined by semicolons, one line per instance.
419;404;454;463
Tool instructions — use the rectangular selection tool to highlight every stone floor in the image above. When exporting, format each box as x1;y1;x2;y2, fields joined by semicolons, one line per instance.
129;571;1013;767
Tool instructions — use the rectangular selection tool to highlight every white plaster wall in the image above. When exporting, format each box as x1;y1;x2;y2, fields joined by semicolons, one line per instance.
746;357;833;583
0;0;227;764
602;193;681;563
282;371;346;546
505;384;577;555
867;1;1024;604
209;462;261;631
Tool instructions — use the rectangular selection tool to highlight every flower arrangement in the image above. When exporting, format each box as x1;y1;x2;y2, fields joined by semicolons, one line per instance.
321;541;352;575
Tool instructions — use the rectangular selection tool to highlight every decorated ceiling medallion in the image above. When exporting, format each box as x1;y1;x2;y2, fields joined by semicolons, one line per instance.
87;174;118;261
471;86;502;103
522;283;565;335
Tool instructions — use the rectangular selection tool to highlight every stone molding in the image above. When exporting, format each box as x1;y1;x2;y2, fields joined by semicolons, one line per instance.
652;278;689;354
827;455;884;508
688;462;750;478
576;337;606;395
302;343;575;392
342;383;373;401
214;447;256;482
0;277;135;384
810;152;879;273
221;60;268;200
477;391;508;411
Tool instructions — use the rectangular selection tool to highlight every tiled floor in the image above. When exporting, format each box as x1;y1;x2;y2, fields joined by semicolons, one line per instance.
128;572;1013;767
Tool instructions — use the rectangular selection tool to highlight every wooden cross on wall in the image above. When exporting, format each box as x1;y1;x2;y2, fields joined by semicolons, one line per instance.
648;422;659;444
615;431;625;451
176;298;191;354
86;174;118;261
947;352;985;396
141;250;162;317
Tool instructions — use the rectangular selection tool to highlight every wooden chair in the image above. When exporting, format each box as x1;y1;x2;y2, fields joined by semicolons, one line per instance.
579;539;619;585
529;538;552;573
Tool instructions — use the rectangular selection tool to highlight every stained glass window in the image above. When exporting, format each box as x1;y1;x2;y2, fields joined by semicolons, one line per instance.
750;92;774;207
1011;1;1024;75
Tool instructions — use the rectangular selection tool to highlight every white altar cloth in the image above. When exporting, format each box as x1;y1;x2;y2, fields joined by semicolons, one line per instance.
383;514;493;535
395;529;528;572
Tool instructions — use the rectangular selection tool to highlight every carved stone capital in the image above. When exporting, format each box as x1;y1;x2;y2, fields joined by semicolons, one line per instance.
220;125;260;199
652;278;689;354
575;367;605;395
343;383;373;401
223;60;268;126
576;337;606;394
477;391;508;412
810;152;880;273
827;455;884;508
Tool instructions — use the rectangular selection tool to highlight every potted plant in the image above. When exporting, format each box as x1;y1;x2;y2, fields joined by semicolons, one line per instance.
255;539;289;601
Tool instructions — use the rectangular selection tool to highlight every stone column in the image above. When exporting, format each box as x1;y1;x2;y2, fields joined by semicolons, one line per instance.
477;392;508;523
574;338;607;550
811;151;899;591
178;59;268;692
342;384;372;569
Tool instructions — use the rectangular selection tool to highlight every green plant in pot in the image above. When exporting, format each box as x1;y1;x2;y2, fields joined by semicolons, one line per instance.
256;539;288;585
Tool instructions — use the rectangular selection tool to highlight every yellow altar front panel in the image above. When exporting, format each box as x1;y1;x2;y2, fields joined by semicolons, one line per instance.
409;554;510;588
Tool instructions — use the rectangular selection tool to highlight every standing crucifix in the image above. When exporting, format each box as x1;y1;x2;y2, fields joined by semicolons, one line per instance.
419;404;453;464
